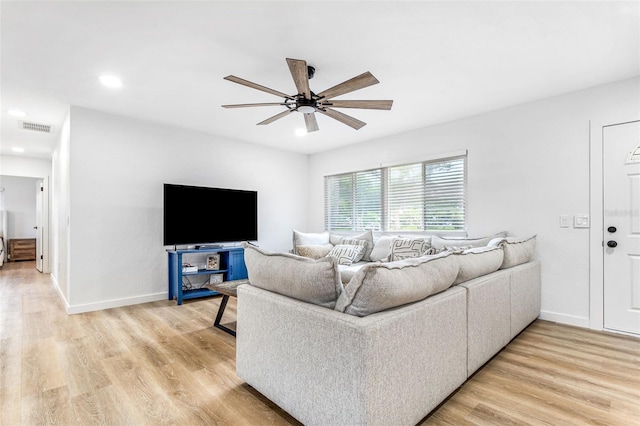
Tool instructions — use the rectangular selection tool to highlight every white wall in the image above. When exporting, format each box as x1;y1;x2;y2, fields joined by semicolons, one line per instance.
51;112;71;304
0;154;51;178
0;175;38;240
308;77;640;328
66;107;308;312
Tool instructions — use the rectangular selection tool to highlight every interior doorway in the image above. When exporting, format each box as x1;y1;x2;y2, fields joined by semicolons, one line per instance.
0;175;49;273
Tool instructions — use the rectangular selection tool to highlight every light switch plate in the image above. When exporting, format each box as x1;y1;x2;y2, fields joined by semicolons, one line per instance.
574;214;590;228
560;215;571;228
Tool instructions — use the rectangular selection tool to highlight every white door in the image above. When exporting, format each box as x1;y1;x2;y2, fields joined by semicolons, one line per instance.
603;120;640;335
35;179;43;272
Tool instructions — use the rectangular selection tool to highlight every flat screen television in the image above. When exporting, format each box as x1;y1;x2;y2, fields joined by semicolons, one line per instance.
163;183;258;246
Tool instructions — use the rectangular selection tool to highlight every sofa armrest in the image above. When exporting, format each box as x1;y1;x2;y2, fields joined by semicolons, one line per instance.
236;284;467;426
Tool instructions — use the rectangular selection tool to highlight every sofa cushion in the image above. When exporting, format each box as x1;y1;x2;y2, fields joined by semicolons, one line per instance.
431;231;508;250
334;252;459;316
452;246;504;285
292;230;330;255
296;244;334;259
493;235;537;269
327;243;366;266
338;261;369;285
389;237;431;261
243;244;342;309
330;230;374;261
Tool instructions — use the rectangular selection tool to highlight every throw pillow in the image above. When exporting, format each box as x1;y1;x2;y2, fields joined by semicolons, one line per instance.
498;235;537;269
243;243;343;309
329;230;375;261
452;246;504;284
296;244;334;259
334;252;459;317
292;229;330;255
326;243;366;266
369;235;396;262
389;237;431;261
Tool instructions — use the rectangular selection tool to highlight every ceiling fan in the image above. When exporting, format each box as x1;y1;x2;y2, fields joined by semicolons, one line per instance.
222;58;393;133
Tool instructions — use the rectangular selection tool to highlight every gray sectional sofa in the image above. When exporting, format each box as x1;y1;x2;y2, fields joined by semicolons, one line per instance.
236;233;540;426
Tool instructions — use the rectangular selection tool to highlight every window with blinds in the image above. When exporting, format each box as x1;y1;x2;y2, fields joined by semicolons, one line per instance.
324;155;466;232
324;169;383;231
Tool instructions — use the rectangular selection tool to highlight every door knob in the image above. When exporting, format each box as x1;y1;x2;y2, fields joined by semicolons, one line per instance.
607;226;617;233
607;240;617;248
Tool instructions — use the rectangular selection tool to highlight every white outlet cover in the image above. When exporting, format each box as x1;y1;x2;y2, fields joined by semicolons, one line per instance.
560;215;571;228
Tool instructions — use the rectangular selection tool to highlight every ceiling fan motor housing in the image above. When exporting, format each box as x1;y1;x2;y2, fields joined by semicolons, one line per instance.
296;96;317;113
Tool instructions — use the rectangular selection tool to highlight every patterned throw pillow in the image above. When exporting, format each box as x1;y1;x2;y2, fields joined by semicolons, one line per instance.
330;230;375;261
340;237;368;250
389;238;431;261
327;244;366;266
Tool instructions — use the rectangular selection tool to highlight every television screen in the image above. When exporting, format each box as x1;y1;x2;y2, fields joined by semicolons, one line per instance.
163;184;258;246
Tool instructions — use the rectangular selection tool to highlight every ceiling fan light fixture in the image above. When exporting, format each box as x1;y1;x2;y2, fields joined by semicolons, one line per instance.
297;105;316;114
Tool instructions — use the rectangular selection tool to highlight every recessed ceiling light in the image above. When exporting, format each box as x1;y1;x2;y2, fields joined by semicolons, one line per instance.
7;109;26;117
12;147;25;153
99;75;122;88
295;128;307;137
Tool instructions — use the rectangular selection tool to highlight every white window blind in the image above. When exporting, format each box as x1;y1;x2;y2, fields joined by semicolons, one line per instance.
324;169;382;231
423;157;466;231
325;155;466;232
387;163;424;230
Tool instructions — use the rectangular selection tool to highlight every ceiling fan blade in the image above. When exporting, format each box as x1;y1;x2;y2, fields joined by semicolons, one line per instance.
318;108;366;130
316;72;379;100
222;102;290;108
304;113;319;133
286;58;311;99
320;100;393;110
257;109;295;125
224;75;292;99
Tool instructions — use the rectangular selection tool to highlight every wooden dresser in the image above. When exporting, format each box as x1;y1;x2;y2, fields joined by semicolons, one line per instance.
9;238;36;261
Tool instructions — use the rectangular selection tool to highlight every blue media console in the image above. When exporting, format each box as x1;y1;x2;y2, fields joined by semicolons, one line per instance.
167;246;248;305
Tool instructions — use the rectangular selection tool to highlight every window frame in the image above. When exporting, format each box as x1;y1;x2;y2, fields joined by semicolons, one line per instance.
324;153;467;234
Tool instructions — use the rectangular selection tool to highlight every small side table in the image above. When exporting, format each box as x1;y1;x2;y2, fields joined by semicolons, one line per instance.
205;279;249;336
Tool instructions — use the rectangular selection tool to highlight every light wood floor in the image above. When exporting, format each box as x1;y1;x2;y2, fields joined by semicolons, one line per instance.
1;262;639;425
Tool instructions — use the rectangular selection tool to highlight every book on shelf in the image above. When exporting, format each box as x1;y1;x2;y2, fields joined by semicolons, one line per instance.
182;263;198;273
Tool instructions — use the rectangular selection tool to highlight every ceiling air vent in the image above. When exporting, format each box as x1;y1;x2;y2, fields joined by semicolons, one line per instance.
19;120;53;133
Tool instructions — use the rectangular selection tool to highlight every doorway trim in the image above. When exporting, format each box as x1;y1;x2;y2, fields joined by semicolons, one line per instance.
589;117;640;331
0;173;51;274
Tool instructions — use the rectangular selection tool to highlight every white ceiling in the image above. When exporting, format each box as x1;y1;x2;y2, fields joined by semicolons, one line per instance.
1;1;638;158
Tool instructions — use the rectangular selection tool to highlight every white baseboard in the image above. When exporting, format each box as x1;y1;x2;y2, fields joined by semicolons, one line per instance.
539;310;590;328
50;274;71;310
66;292;168;315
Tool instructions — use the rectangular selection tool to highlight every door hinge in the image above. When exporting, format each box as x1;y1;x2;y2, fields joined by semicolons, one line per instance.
40;187;43;191
40;255;43;260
